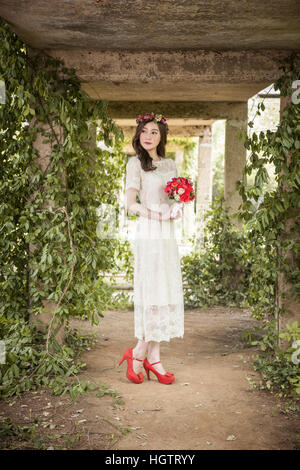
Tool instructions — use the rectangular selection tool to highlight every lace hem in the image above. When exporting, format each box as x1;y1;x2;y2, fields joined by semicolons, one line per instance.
135;333;184;343
134;303;184;343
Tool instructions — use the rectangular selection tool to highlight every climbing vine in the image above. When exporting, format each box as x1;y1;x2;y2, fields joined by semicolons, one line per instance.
236;52;300;320
182;190;249;308
181;52;300;398
1;18;299;402
0;19;126;397
236;52;300;398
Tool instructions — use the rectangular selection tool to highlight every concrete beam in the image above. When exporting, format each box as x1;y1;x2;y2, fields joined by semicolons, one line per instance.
119;125;211;138
1;1;300;53
47;49;292;102
224;102;248;225
106;101;251;121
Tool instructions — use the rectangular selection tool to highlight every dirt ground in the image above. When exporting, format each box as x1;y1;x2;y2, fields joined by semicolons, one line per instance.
0;306;299;450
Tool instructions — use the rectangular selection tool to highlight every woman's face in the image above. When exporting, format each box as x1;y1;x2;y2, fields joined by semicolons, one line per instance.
139;121;161;152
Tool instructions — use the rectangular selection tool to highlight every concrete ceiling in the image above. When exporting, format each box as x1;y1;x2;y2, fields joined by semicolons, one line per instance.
0;0;299;120
1;0;300;51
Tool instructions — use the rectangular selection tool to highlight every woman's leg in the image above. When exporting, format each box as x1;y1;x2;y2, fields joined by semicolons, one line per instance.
132;339;148;374
146;341;166;375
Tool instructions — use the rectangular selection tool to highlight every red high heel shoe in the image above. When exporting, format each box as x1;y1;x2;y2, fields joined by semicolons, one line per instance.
118;347;144;384
143;358;175;384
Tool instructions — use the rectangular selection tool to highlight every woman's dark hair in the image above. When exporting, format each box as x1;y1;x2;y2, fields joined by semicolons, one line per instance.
132;120;168;172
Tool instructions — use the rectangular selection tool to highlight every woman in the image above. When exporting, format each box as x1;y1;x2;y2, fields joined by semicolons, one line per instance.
119;113;184;385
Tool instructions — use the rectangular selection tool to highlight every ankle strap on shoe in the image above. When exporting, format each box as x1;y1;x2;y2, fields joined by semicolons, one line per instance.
133;357;143;361
149;361;161;366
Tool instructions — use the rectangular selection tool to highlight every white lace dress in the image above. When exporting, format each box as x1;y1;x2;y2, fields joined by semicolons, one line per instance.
125;155;184;342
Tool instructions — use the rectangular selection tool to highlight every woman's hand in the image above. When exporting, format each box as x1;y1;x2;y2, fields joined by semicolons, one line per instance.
160;205;182;221
170;209;182;220
170;212;182;220
170;202;183;220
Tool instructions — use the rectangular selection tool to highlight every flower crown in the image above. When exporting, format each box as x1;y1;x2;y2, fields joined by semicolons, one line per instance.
136;112;169;132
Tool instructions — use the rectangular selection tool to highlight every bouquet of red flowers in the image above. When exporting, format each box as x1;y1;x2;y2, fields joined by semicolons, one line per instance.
164;176;195;218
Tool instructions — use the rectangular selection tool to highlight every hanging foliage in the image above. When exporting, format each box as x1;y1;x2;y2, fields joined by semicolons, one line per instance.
237;52;300;319
236;52;300;398
0;19;126;397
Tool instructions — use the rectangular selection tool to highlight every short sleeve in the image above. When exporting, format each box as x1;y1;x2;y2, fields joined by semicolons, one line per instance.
125;157;141;191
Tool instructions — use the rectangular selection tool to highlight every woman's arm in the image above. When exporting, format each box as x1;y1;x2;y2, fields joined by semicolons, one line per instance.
125;188;161;220
125;189;180;221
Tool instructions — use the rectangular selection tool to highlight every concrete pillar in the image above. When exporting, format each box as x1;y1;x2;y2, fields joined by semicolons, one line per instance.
28;119;66;347
175;147;184;175
195;126;212;242
196;125;212;212
277;94;300;338
25;47;66;347
224;103;248;226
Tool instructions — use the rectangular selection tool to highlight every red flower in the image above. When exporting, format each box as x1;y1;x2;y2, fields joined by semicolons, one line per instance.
164;176;195;204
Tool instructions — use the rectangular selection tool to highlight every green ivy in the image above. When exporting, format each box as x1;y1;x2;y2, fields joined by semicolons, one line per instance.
0;316;95;398
237;53;300;306
180;51;300;397
0;19;127;398
236;52;300;398
182;190;249;308
247;321;300;398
